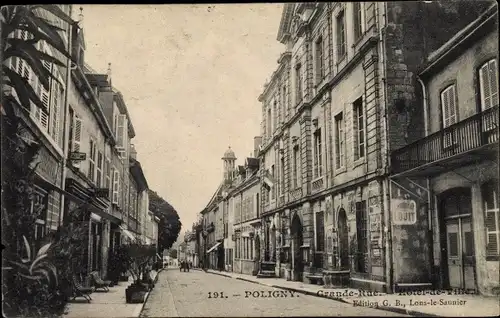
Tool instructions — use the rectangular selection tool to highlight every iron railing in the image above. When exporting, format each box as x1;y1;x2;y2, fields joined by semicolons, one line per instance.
392;106;498;173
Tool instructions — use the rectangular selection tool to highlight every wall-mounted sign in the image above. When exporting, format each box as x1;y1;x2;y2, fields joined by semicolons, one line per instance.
391;199;417;225
94;188;110;198
69;152;86;161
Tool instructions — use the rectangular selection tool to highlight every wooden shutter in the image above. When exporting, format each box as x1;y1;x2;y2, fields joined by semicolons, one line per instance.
479;59;499;110
117;114;126;149
112;169;119;204
72;116;83;168
50;82;61;144
441;85;457;128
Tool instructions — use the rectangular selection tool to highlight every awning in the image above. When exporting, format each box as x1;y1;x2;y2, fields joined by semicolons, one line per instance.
206;242;221;253
119;225;137;242
156;253;162;260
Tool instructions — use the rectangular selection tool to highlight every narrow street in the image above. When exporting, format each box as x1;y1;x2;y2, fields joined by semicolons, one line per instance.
141;269;409;317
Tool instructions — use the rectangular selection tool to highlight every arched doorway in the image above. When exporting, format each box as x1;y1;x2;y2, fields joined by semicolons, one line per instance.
254;235;261;275
337;208;349;270
439;188;475;291
291;214;303;281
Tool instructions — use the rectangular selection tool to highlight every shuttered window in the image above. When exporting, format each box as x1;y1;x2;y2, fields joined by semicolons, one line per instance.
112;168;119;204
479;59;499;111
440;84;458;128
96;151;103;187
72;116;83;168
482;181;499;258
105;158;111;189
88;139;96;182
50;82;62;146
116;114;127;150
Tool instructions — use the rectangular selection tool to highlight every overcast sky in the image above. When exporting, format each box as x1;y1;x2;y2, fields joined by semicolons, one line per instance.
77;4;284;231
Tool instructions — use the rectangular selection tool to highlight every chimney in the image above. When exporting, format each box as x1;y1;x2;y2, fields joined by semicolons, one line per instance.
130;144;137;160
253;136;262;158
78;7;84;27
107;62;112;87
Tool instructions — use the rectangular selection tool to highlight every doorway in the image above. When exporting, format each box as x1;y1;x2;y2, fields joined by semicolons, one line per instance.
291;214;303;281
254;235;261;274
440;188;476;291
337;208;349;270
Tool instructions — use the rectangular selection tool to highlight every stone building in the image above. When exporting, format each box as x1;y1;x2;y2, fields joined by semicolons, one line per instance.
258;1;493;293
391;5;498;295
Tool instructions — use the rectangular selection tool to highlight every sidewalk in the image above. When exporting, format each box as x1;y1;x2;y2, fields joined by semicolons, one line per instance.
64;270;161;318
200;269;500;317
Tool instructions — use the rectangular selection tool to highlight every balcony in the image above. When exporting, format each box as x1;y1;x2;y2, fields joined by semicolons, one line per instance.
391;106;498;178
311;176;324;193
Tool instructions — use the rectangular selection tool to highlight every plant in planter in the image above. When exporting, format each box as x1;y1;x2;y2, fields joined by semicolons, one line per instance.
108;245;130;284
122;241;156;303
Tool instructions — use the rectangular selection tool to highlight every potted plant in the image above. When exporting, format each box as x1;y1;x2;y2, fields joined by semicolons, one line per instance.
108;246;130;285
123;241;156;303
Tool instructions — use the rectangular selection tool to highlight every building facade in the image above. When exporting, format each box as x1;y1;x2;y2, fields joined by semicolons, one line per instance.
256;1;494;293
3;5;157;281
391;5;499;296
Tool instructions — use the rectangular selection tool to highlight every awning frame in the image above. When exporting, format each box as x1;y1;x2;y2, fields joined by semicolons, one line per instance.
206;242;221;253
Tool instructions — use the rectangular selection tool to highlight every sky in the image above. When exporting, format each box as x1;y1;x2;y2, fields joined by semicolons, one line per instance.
77;4;284;232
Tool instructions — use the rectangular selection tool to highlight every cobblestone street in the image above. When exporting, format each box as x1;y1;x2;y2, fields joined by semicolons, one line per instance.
140;269;409;317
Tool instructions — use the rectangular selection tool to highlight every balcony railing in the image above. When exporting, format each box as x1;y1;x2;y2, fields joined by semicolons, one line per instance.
392;106;498;174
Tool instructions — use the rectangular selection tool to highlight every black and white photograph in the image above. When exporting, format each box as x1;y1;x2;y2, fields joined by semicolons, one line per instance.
1;2;499;317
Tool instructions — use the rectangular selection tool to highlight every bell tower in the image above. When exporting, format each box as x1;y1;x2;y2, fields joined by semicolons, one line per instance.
222;146;236;183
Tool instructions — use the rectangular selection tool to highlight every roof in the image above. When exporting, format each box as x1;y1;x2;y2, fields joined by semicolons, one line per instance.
419;4;498;78
246;157;259;169
129;158;149;192
222;146;236;159
277;3;295;43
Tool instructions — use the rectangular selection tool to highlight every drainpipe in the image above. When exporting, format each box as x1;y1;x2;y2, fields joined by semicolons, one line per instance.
379;1;394;293
58;5;74;227
417;75;434;283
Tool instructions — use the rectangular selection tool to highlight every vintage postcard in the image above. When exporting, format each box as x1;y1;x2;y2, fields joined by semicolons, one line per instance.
1;2;499;317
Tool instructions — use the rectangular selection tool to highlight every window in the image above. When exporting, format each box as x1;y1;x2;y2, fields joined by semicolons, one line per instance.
116;114;128;150
335;112;345;168
282;85;287;113
336;9;346;59
67;107;74;153
112;168;119;204
296;63;303;102
355;201;368;273
267;107;272;138
479;59;499;110
315;36;324;83
256;193;260;217
96;151;103;187
88;139;96;181
353;97;365;160
353;2;365;41
273;100;278;129
441;84;458;128
293;146;300;188
105;157;111;189
271;165;275;200
313;129;323;177
483;181;499;258
280;157;285;195
71;114;83;168
440;84;458;147
316;212;325;252
250;238;254;260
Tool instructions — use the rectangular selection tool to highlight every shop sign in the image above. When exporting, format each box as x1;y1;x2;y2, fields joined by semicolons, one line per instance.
69;152;86;161
391;199;417;225
94;188;110;198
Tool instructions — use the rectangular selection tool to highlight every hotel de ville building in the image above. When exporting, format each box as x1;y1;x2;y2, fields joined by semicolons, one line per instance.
256;1;498;295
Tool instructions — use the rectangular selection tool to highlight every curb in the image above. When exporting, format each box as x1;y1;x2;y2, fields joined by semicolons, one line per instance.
204;271;443;317
135;269;164;317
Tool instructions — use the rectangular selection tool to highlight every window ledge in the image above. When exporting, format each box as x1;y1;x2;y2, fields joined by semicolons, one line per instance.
353;157;366;168
335;166;347;174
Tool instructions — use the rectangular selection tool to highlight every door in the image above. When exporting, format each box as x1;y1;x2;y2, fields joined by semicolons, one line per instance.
446;220;461;288
442;188;476;291
338;209;349;270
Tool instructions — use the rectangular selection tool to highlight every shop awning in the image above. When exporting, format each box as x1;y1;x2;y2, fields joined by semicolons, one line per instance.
119;225;138;242
206;242;221;253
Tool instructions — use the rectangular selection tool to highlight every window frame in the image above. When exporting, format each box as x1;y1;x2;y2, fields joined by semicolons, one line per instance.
335;112;345;169
295;63;303;103
336;9;347;60
315;36;324;84
293;145;300;189
353;2;365;41
353;97;365;161
478;59;499;111
88;138;96;182
313;128;323;178
483;181;500;260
